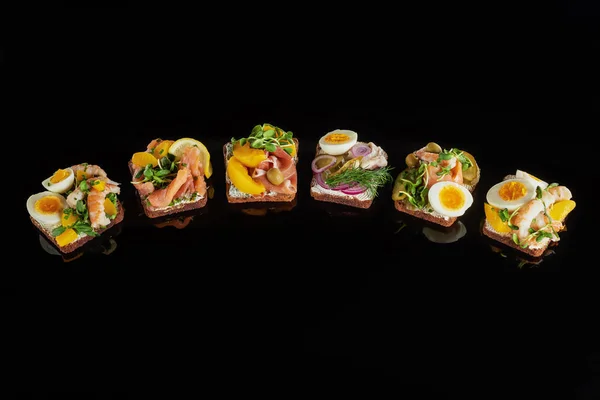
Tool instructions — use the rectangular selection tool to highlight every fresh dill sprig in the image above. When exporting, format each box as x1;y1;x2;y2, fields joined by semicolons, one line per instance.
325;166;394;198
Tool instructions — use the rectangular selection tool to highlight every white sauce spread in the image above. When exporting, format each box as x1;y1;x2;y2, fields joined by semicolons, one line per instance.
310;178;374;202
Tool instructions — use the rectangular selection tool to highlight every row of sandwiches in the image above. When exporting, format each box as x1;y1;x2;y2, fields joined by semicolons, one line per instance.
26;123;576;259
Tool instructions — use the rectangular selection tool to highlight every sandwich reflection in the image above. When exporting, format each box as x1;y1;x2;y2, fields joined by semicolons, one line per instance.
231;197;297;216
38;223;122;262
488;244;555;269
313;200;376;218
394;216;467;244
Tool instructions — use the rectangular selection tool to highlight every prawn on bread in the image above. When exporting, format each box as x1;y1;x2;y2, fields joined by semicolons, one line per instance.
392;142;480;227
482;169;576;258
224;123;298;203
309;129;393;209
129;137;212;218
26;163;124;254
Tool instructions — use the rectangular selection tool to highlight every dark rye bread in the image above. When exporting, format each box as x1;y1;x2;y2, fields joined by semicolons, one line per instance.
128;161;209;218
30;199;125;254
310;177;373;209
223;138;299;204
309;143;386;209
482;221;547;258
394;200;457;227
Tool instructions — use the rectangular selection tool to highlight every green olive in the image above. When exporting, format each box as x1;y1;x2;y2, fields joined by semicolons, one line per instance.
391;175;407;201
267;168;284;186
405;153;419;168
315;157;334;170
425;142;442;153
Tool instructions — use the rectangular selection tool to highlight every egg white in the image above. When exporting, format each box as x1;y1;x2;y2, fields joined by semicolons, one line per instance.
41;167;75;194
486;178;536;212
318;130;358;155
26;191;67;226
428;181;473;218
515;169;548;190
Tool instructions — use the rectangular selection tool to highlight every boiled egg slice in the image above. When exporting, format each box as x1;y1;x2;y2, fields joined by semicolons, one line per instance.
427;181;473;218
26;191;67;226
318;130;358;155
486;178;536;212
41;167;75;194
515;169;548;190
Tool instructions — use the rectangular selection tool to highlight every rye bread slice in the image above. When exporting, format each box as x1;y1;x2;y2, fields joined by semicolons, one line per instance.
223;138;299;204
481;221;547;258
128;161;209;218
30;199;125;254
394;200;457;227
310;176;373;209
309;143;387;209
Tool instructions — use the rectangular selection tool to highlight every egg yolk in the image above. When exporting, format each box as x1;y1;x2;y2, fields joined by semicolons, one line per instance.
35;196;62;215
50;169;70;183
439;186;465;210
499;181;527;201
323;133;350;144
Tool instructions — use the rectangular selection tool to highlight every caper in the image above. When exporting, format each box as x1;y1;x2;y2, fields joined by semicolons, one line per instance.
391;177;407;201
267;168;284;186
405;153;419;168
425;142;442;153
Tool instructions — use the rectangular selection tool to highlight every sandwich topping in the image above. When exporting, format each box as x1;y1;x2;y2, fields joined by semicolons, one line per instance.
227;124;298;198
392;142;478;219
131;138;210;211
27;163;122;248
311;130;393;200
483;170;576;250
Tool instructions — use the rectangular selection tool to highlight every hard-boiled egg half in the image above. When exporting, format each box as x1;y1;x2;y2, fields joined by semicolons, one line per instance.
428;181;474;218
41;168;75;194
486;178;536;212
515;169;548;190
318;130;358;155
26;191;67;226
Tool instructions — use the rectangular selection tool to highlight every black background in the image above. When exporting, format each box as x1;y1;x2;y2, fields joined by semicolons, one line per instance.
8;5;600;398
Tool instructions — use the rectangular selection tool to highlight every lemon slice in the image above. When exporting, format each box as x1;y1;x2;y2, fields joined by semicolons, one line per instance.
168;138;212;179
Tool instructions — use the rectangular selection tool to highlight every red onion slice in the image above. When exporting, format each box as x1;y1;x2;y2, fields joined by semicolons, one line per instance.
311;154;337;174
315;172;349;191
341;184;367;195
350;143;372;158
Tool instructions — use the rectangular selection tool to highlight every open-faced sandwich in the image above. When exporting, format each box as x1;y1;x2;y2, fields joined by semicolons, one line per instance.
482;169;576;258
26;163;124;254
129;137;212;218
392;142;480;227
224;123;298;203
309;129;393;209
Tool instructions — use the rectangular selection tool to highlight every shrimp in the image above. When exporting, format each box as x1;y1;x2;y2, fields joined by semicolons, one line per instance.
71;164;107;178
512;185;571;242
547;186;572;202
67;188;85;208
512;199;545;241
87;178;120;229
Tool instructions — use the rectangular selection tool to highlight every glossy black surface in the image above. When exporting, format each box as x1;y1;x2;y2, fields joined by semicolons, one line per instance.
9;12;599;397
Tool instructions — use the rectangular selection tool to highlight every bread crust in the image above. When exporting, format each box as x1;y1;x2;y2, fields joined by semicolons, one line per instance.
128;161;209;218
394;200;456;227
30;199;125;254
482;221;546;258
310;177;373;209
309;142;386;209
223;138;299;204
